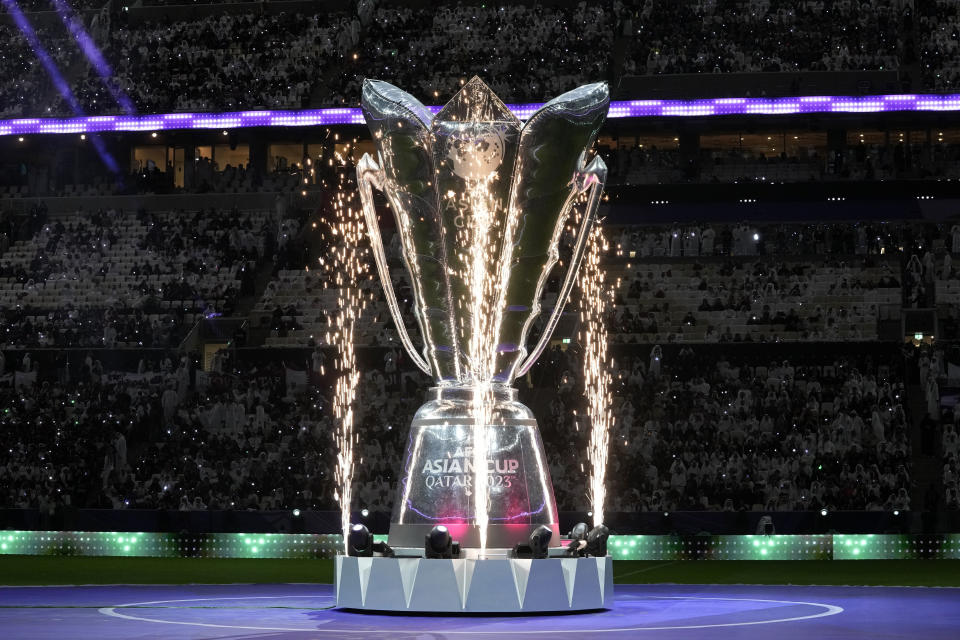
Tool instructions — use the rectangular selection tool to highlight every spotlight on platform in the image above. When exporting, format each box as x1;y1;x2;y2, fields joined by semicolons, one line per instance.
565;522;590;557
425;525;460;559
585;525;609;557
347;524;373;557
348;523;395;557
513;524;553;559
756;515;775;535
530;525;553;559
570;522;590;539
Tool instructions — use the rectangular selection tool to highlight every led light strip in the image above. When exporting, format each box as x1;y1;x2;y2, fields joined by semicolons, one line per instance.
2;94;959;137
1;531;958;560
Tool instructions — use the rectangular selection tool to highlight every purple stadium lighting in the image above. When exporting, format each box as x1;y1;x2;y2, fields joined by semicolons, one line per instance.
1;0;119;172
49;0;136;114
1;94;960;137
2;0;82;114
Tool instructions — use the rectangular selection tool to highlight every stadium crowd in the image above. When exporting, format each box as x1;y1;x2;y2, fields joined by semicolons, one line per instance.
3;211;951;516
624;0;909;76
543;344;912;513
0;206;278;348
0;339;919;515
920;0;960;92
610;141;960;185
0;0;952;118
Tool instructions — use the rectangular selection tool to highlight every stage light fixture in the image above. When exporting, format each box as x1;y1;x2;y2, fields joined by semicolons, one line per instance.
585;525;610;557
529;525;552;559
513;525;553;559
570;522;589;540
424;525;460;559
821;508;828;517
565;522;589;557
361;508;369;518
292;509;300;517
347;523;372;557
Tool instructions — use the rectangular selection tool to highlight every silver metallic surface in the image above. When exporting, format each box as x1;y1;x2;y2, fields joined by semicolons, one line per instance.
359;77;609;383
388;385;559;549
358;78;609;549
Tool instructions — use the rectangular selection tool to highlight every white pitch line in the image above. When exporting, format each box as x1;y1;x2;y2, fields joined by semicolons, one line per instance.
99;595;333;632
611;560;676;580
98;594;843;634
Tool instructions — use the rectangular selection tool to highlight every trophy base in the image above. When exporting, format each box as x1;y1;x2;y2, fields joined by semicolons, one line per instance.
388;385;561;551
335;555;613;613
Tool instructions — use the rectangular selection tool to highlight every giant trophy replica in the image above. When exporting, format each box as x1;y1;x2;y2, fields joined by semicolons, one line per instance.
336;77;612;613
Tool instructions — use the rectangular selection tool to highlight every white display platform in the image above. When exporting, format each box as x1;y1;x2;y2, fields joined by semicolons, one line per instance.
335;555;613;613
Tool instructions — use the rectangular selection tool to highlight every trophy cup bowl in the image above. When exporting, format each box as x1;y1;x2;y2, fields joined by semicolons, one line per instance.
356;77;609;554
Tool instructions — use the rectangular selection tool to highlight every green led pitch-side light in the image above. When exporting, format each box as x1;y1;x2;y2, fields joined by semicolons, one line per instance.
0;532;954;560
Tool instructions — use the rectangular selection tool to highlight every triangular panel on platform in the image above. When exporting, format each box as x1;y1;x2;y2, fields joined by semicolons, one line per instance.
408;559;464;612
361;558;409;610
454;558;474;606
596;557;607;602
522;559;570;611
570;557;603;609
560;558;578;606
357;556;374;604
599;556;614;606
398;558;420;607
464;559;521;612
335;556;364;608
510;558;532;607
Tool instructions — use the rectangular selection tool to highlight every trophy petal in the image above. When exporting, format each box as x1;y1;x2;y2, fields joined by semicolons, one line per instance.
496;82;610;381
361;79;458;381
431;77;523;382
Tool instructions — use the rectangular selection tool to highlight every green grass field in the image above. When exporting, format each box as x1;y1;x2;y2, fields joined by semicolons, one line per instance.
1;556;958;587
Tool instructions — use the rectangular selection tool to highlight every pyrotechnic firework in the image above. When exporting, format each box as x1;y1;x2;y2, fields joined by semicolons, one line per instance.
452;168;517;556
446;87;524;555
580;223;614;528
322;144;371;554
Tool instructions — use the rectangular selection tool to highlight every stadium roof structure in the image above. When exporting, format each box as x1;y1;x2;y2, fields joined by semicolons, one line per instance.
1;94;959;137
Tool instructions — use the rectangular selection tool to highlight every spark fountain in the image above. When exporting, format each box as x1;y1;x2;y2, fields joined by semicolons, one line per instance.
580;225;614;529
336;77;612;613
322;160;370;555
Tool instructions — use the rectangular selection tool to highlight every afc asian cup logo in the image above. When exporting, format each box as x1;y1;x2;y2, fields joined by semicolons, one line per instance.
446;125;505;182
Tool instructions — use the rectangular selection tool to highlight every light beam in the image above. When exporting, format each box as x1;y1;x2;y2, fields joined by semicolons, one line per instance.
1;0;119;172
49;0;137;114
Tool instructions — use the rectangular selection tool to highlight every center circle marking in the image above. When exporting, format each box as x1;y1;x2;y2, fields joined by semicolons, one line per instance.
99;593;844;633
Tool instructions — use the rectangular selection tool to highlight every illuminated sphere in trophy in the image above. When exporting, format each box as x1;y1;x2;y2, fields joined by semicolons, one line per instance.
358;77;609;551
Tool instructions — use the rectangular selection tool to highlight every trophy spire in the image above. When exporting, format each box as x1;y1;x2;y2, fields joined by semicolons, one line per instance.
435;76;521;126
